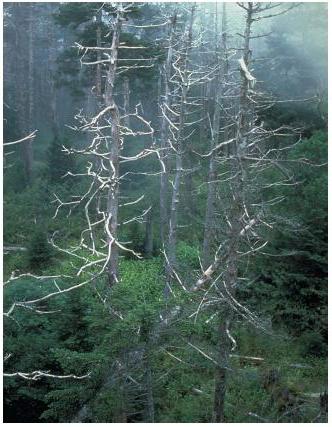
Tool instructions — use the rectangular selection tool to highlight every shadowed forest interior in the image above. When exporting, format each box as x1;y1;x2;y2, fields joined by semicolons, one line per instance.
3;1;327;423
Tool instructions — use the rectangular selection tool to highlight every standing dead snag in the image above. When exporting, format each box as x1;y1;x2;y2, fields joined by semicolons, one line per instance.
122;76;130;129
27;3;34;181
189;2;303;422
95;7;103;103
144;207;153;258
104;5;123;286
49;4;162;419
12;3;35;182
47;3;59;137
159;10;177;246
4;2;161;420
53;3;159;291
164;5;196;296
202;2;230;269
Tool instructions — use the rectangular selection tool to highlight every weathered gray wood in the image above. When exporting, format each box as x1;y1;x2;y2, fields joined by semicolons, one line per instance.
104;7;123;287
165;6;195;296
3;246;27;254
159;12;177;246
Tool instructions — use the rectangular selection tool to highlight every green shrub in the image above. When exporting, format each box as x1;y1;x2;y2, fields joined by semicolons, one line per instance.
298;331;327;357
26;231;54;271
176;242;200;269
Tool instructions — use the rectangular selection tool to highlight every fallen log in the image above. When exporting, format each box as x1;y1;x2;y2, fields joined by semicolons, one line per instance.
4;246;27;254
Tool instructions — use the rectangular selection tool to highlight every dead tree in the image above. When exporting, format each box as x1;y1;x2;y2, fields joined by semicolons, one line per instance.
12;3;35;182
202;2;230;269
4;4;169;421
122;76;130;128
159;10;177;246
189;2;302;422
58;3;158;288
47;4;58;137
95;6;103;103
104;5;123;286
4;3;161;315
164;5;196;296
144;207;153;258
161;4;223;297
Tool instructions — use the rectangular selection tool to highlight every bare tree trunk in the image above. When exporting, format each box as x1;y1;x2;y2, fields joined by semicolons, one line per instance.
183;162;195;223
48;4;58;137
165;6;195;296
96;11;102;103
25;5;34;182
159;12;177;247
144;208;153;258
49;73;58;138
202;3;228;269
15;4;34;183
199;81;208;142
212;244;238;421
212;311;231;422
202;153;217;268
199;6;215;142
145;352;155;422
212;3;253;421
104;6;123;287
123;76;130;128
166;139;183;272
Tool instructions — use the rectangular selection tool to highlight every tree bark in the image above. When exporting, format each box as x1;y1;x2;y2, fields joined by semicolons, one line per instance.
123;76;130;128
212;312;231;422
199;81;208;142
212;3;253;422
104;6;123;287
159;12;177;247
144;208;153;258
145;351;155;422
96;10;102;103
14;4;34;183
165;6;195;296
48;4;58;137
202;152;217;268
202;3;228;269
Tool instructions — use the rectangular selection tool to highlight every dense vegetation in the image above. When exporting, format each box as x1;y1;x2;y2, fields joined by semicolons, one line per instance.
3;2;327;423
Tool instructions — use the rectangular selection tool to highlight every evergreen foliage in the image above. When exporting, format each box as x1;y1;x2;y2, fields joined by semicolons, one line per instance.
26;230;54;271
47;136;75;183
241;131;327;352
